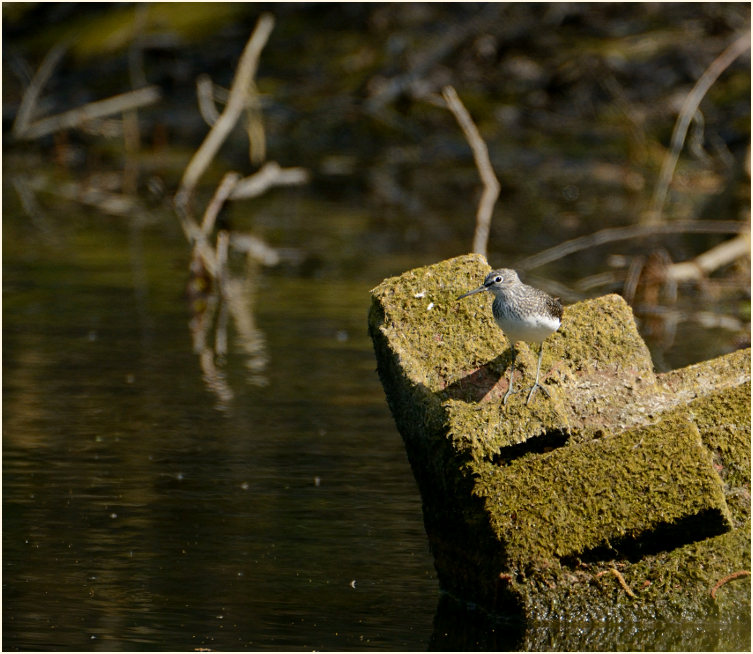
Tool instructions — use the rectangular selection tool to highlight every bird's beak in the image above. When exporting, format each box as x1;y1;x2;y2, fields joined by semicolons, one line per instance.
457;284;487;300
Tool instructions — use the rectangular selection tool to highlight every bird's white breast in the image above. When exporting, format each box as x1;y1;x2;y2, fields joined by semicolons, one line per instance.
495;312;560;344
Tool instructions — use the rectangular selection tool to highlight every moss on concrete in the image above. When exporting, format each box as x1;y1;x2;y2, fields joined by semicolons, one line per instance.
368;253;750;624
474;415;731;568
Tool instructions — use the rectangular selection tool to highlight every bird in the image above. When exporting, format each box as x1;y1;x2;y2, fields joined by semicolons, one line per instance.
458;268;563;405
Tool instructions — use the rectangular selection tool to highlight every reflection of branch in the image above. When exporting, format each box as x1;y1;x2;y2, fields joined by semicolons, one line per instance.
230;233;280;266
199;348;235;408
225;276;269;386
442;85;500;258
646;30;750;223
15;86;161;140
175;13;275;210
515;220;746;271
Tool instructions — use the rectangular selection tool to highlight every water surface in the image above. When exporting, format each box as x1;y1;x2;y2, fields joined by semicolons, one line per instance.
3;203;439;650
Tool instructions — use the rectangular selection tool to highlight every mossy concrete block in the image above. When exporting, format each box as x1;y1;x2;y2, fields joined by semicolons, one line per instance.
369;253;750;623
475;415;731;567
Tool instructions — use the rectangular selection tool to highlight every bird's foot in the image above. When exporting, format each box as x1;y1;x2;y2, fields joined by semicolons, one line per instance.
502;384;520;405
525;382;551;405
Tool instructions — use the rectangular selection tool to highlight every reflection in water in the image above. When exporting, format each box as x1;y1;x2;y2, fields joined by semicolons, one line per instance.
2;215;438;649
188;236;272;409
430;592;751;651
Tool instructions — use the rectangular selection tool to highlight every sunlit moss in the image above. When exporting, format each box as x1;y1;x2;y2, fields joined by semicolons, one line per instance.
369;253;750;622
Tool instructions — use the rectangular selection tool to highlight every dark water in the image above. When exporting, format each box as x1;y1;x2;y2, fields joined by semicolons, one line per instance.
3;203;440;650
3;3;750;649
5;191;749;651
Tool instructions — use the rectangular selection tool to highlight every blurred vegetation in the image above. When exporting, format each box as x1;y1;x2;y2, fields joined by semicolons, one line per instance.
3;3;750;366
4;4;748;186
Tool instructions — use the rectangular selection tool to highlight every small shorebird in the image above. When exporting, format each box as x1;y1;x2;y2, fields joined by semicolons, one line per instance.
458;268;563;405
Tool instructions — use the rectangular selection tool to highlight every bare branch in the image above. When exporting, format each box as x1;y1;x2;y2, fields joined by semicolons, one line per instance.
516;220;747;271
230;233;280;266
668;231;751;282
201;172;241;235
245;80;266;165
442;85;500;259
16;86;162;140
12;41;69;138
196;74;221;126
229;161;310;200
176;13;275;209
646;30;750;223
365;4;503;112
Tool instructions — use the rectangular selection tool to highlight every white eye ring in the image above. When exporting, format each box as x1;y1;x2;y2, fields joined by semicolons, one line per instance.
494;276;502;282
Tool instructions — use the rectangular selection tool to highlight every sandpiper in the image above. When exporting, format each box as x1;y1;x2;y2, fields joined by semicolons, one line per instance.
458;268;563;405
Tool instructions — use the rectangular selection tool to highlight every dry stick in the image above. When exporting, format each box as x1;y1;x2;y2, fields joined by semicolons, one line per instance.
18;86;162;141
196;74;221;126
201;172;241;235
230;233;280;266
229;161;310;200
12;41;69;138
647;30;751;223
668;231;751;282
122;3;151;195
442;86;500;259
515;220;746;271
175;12;275;210
245;80;266;165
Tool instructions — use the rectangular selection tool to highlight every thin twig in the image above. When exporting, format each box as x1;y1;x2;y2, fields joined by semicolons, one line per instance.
196;74;221;126
16;86;162;141
515;220;746;271
201;172;241;235
442;85;500;259
12;41;69;138
646;30;750;223
230;233;280;266
667;231;751;282
175;13;275;210
245;80;266;165
229;161;310;200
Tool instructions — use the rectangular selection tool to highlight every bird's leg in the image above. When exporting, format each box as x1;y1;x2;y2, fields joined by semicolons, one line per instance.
526;343;550;404
503;345;517;405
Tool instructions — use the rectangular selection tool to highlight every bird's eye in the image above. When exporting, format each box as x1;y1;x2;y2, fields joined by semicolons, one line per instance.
494;276;502;283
